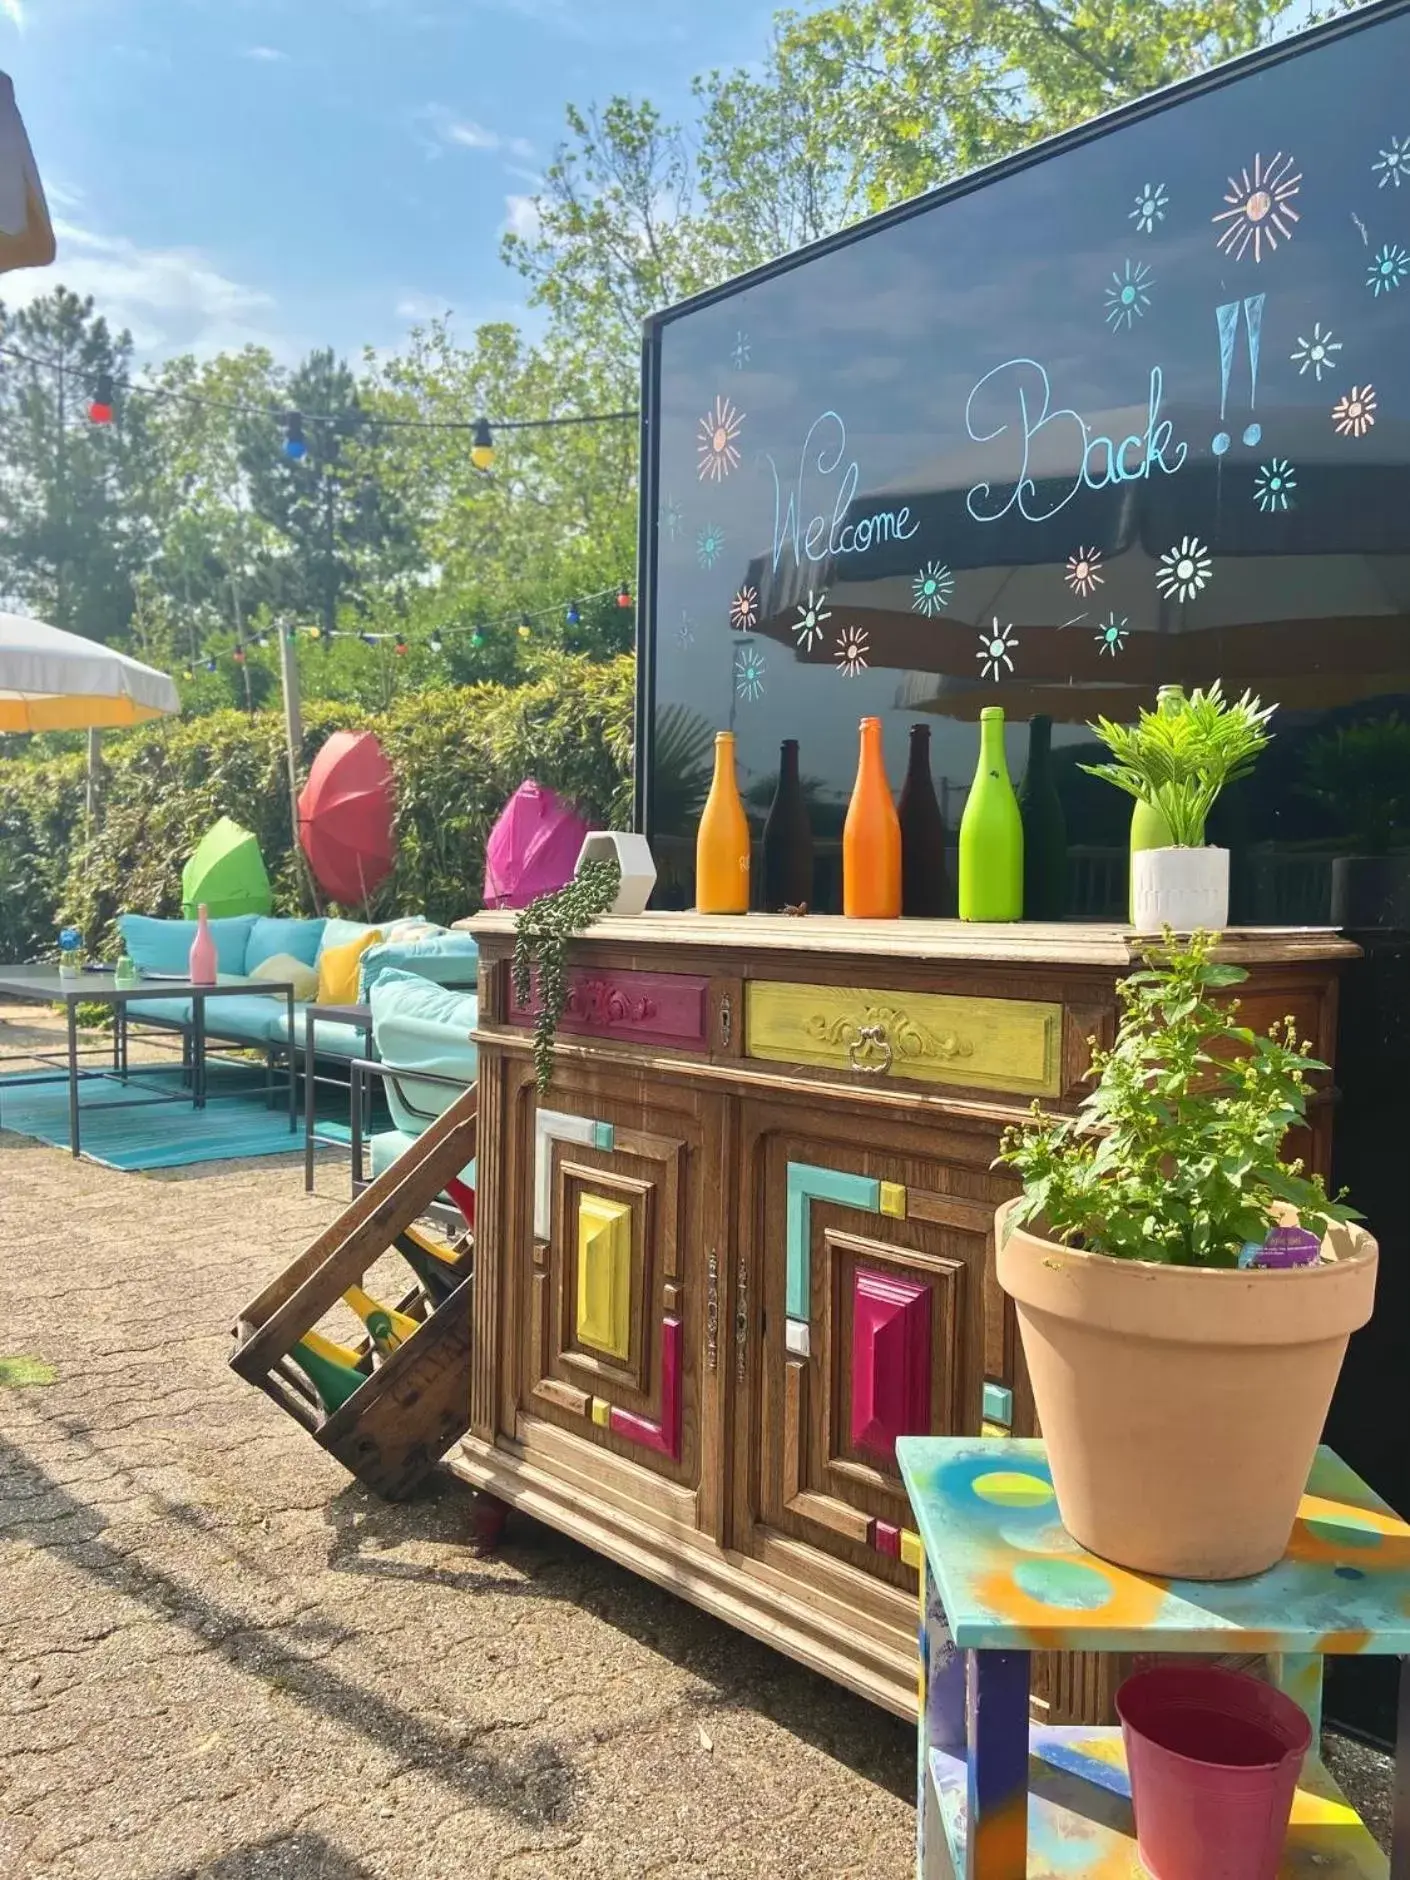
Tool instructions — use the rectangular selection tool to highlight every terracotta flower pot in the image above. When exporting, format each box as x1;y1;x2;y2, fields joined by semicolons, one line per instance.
996;1199;1378;1579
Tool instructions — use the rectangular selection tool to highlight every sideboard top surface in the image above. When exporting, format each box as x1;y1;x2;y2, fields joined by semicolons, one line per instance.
461;911;1357;970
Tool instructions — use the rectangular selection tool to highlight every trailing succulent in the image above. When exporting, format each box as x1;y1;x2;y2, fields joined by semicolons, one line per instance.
996;930;1358;1267
512;855;621;1096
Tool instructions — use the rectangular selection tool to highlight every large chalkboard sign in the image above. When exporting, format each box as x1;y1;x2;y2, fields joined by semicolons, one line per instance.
640;0;1410;921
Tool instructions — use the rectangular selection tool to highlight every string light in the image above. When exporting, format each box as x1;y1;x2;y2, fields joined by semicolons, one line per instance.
428;631;443;654
470;418;495;471
616;582;632;610
518;613;532;641
284;412;307;461
395;635;409;656
470;627;485;648
255;632;269;648
88;372;113;426
358;631;377;646
565;600;581;627
204;656;217;672
233;646;246;664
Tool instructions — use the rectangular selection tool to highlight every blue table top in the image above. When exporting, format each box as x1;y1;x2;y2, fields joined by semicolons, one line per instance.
896;1438;1410;1655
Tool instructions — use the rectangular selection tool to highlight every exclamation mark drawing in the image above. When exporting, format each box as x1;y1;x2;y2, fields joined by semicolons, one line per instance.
1212;293;1265;455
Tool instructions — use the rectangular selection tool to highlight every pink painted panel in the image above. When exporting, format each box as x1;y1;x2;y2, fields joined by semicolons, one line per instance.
850;1268;932;1468
609;1316;682;1460
874;1520;901;1558
508;968;710;1053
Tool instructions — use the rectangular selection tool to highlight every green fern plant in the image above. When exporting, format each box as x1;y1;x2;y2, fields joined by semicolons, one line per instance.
1081;681;1275;846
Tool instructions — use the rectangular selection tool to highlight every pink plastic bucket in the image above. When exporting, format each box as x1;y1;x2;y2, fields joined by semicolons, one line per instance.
1116;1666;1311;1880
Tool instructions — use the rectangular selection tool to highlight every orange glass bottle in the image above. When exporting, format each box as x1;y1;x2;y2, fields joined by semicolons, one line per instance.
696;731;751;913
843;717;901;918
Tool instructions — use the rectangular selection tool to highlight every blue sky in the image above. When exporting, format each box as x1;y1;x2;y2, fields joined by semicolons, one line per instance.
0;0;794;365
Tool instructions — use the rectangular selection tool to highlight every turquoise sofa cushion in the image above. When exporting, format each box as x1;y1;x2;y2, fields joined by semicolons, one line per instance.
247;916;326;971
125;992;290;1045
125;995;193;1029
370;1127;474;1192
318;917;379;958
370;969;478;1136
272;1009;371;1060
119;913;258;977
359;930;479;1000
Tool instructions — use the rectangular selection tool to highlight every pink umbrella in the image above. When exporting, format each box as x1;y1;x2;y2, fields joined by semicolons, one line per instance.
483;780;587;909
298;730;396;906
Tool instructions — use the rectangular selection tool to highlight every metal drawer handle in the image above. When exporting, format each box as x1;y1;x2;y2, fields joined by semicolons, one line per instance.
706;1251;719;1371
735;1260;748;1383
847;1023;893;1075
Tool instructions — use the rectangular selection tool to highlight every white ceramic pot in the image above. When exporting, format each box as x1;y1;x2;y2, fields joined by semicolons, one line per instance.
575;831;657;917
1131;845;1230;934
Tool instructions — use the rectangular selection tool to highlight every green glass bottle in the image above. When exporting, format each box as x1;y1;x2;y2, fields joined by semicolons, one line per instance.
1128;684;1185;921
959;706;1023;921
1018;714;1068;921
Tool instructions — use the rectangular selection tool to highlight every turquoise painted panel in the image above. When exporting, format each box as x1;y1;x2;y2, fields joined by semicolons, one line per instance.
785;1162;880;1320
929;1727;1385;1879
982;1382;1013;1428
592;1121;616;1152
896;1437;1410;1655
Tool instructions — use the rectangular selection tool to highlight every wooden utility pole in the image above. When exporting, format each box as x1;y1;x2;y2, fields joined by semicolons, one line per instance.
277;624;321;912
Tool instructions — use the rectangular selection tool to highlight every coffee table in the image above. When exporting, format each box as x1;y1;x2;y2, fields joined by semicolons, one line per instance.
0;966;297;1160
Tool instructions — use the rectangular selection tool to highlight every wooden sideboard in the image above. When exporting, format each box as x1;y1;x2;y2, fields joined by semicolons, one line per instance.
449;914;1355;1719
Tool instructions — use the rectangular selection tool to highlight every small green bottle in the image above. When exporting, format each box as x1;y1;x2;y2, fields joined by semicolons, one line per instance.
1128;684;1185;921
959;706;1023;921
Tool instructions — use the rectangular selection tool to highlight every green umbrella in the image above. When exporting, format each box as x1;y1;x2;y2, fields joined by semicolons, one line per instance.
181;817;272;920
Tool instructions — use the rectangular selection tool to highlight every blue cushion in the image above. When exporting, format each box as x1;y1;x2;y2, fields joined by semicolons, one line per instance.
370;969;478;1136
370;1127;474;1192
198;994;292;1046
125;995;194;1029
318;917;378;959
272;1009;372;1060
359;931;480;1000
119;914;258;977
246;916;326;971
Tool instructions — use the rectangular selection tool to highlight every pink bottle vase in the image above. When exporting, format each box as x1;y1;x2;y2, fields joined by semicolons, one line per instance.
188;904;217;984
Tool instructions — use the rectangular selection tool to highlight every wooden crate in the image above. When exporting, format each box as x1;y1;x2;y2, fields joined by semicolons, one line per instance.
230;1085;479;1499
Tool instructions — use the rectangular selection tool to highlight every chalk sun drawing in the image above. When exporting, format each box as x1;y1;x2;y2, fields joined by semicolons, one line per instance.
911;560;955;617
835;627;869;677
1374;136;1410;189
1155;536;1213;603
1213;152;1301;262
729;585;758;632
676;611;695;648
1367;243;1410;296
1095;614;1129;657
734;643;766;701
1290;322;1342;381
659;495;683;540
977;619;1018;682
731;330;751;370
697;395;744;482
696;523;725;568
1131;183;1168;233
1065;546;1104;597
1253;458;1297;512
1332;384;1377;438
792;589;832;651
1105;259;1153;331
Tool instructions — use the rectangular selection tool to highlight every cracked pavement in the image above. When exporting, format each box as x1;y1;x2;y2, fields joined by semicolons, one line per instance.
0;1011;914;1879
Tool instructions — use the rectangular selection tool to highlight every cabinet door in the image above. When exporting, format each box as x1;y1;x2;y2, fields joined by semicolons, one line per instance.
502;1059;727;1540
735;1095;997;1597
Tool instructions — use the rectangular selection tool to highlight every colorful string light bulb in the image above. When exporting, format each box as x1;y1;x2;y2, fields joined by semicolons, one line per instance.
395;635;409;656
88;371;114;425
284;412;307;461
470;417;495;471
565;600;581;626
428;632;443;654
616;582;632;609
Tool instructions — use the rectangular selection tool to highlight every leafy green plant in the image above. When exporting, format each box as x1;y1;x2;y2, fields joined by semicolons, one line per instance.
1299;714;1410;855
513;855;623;1096
996;930;1357;1267
1081;681;1275;846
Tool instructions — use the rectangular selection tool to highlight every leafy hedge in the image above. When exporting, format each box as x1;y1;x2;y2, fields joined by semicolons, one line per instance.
0;654;634;960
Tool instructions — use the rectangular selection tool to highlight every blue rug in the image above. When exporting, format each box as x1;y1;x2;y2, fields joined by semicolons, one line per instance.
0;1060;345;1171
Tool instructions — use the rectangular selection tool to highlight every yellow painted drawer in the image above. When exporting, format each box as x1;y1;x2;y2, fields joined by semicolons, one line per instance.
744;980;1062;1097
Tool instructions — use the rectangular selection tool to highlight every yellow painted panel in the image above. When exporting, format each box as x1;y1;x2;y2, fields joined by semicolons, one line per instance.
577;1193;633;1361
900;1528;923;1570
745;981;1062;1097
879;1180;908;1219
591;1397;611;1426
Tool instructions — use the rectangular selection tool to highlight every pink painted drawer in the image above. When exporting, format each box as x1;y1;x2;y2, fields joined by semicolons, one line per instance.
507;967;712;1053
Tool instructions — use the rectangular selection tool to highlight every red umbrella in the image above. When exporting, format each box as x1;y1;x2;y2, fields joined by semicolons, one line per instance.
298;730;396;906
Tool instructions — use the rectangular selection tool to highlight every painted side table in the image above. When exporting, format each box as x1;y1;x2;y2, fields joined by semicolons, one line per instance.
896;1436;1409;1879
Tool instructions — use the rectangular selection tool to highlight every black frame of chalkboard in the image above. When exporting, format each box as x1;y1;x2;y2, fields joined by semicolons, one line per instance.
632;0;1410;837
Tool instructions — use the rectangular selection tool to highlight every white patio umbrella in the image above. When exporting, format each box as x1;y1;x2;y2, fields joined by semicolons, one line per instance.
0;614;180;732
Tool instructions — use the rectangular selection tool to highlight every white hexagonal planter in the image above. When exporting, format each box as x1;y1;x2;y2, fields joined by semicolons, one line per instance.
575;831;657;917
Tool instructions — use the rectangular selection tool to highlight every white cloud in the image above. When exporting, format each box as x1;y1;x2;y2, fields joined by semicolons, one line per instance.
243;45;289;63
417;104;534;162
503;194;541;241
0;1;23;30
395;290;453;323
8;220;283;360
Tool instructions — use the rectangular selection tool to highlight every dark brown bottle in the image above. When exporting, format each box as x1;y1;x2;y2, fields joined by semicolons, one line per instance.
760;739;813;910
897;724;951;916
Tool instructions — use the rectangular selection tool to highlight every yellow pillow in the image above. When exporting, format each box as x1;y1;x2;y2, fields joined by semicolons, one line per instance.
250;952;319;1002
316;929;382;1005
